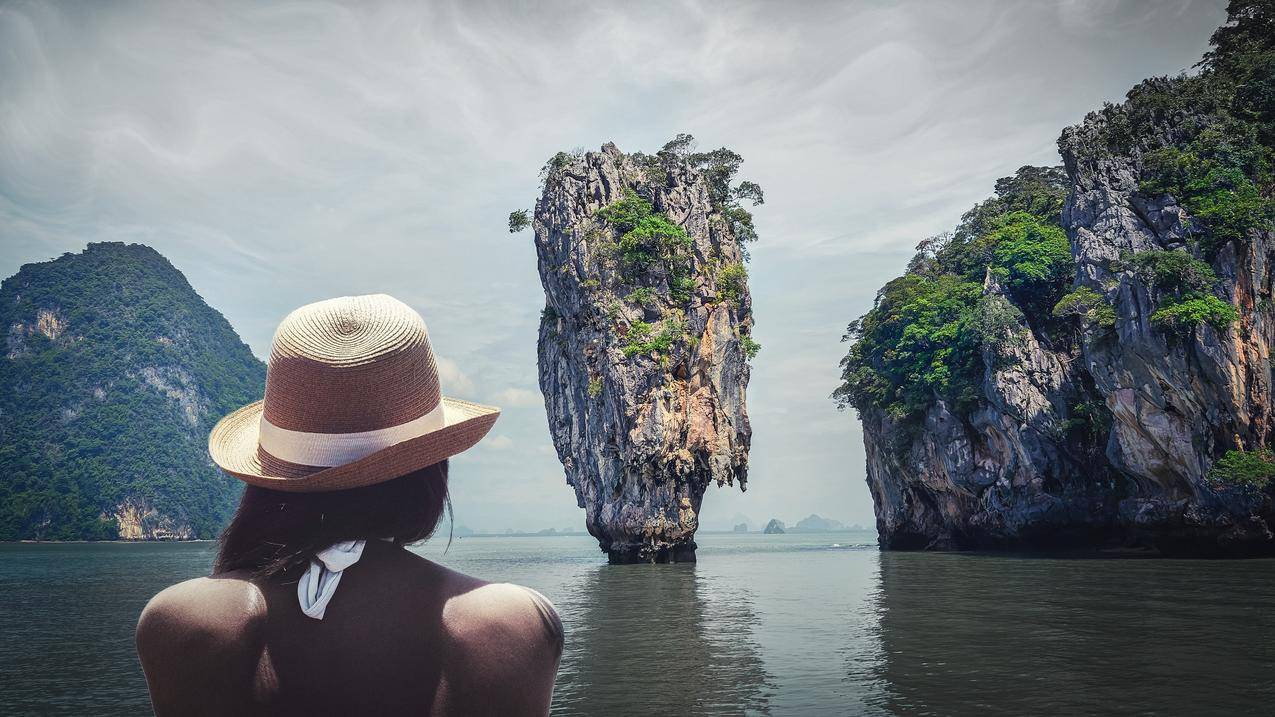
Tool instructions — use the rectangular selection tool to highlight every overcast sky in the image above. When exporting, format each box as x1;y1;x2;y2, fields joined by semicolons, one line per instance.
1;0;1228;533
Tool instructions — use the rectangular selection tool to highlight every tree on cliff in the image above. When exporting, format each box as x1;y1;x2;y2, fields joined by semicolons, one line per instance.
511;133;765;249
832;165;1072;422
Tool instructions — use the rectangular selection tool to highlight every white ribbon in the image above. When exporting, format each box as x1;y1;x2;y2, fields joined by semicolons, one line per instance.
297;540;366;620
258;401;446;467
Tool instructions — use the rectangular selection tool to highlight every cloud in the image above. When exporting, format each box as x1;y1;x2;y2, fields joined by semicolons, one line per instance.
434;356;475;395
0;0;1229;530
484;434;514;451
495;387;543;407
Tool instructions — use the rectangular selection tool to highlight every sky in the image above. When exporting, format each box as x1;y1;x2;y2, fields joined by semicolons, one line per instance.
0;0;1229;533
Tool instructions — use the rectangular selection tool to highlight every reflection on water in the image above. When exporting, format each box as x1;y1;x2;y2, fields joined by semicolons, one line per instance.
870;552;1275;716
2;535;1272;715
552;563;774;715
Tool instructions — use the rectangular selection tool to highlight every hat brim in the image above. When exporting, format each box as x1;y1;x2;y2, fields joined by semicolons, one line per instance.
209;397;499;492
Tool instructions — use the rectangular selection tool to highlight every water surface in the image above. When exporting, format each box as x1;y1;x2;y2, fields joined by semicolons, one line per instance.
1;532;1271;715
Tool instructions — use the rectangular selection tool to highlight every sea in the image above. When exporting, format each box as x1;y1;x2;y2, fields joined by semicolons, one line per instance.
1;531;1272;716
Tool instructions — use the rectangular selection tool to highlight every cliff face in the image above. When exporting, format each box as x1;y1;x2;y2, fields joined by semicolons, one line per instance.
859;163;1274;554
841;7;1275;555
1060;111;1274;552
531;142;758;562
857;258;1127;550
0;243;265;540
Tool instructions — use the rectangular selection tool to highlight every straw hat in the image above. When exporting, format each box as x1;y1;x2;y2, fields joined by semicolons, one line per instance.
209;294;500;492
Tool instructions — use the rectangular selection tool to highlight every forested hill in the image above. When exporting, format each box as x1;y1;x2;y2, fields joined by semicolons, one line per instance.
835;0;1275;555
0;243;264;540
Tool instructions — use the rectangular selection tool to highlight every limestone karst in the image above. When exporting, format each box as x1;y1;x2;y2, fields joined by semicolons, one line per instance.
523;137;761;562
836;7;1275;555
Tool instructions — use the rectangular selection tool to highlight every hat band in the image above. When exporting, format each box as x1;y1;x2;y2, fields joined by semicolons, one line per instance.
257;401;446;468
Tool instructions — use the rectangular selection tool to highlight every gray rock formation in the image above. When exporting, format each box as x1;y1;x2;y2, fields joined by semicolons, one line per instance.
762;519;785;535
1058;109;1273;553
530;141;758;562
111;496;195;540
849;44;1274;555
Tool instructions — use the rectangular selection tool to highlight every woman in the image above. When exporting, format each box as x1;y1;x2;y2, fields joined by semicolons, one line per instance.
136;295;563;716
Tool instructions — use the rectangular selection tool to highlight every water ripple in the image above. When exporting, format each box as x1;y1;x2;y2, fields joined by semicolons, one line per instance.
3;532;1273;715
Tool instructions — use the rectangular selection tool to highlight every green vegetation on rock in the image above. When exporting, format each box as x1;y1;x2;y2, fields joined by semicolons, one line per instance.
835;0;1273;421
621;312;687;358
972;294;1028;356
717;262;748;306
669;270;697;306
587;137;763;365
1125;249;1220;294
626;287;656;306
507;209;530;234
1208;448;1275;489
986;211;1073;315
637;134;766;252
835;273;985;419
595;190;693;280
834;166;1069;421
1052;287;1117;329
1140;126;1272;251
1078;0;1275;255
527;134;763;415
1121;248;1240;332
0;243;265;540
1151;295;1240;331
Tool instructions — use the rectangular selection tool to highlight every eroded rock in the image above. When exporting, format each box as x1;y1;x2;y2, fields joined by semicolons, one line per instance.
856;84;1273;555
531;142;757;562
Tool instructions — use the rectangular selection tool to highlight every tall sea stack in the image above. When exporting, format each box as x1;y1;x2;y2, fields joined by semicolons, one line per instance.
527;138;761;562
835;6;1275;555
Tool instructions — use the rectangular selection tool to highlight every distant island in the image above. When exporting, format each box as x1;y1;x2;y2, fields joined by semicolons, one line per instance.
453;515;869;538
453;525;590;538
789;515;851;533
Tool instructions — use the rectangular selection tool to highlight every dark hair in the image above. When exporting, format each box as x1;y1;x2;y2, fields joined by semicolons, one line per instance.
215;460;450;578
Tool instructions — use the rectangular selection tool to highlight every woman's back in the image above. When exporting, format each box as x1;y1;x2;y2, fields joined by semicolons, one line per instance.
137;540;562;716
138;295;560;714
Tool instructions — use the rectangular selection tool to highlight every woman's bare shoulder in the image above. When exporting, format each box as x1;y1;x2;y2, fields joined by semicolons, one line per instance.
135;575;270;714
440;578;564;660
136;574;268;655
433;577;563;714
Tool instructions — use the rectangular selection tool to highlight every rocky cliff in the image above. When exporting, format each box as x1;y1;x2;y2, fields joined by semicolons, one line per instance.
836;3;1275;555
0;243;265;540
525;138;761;562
